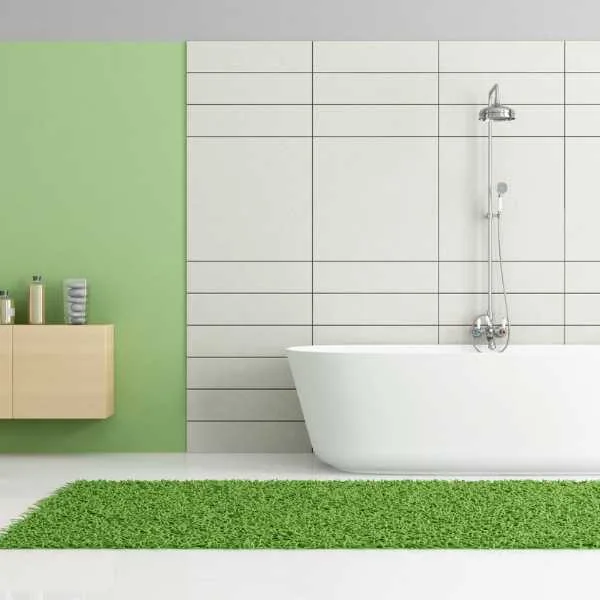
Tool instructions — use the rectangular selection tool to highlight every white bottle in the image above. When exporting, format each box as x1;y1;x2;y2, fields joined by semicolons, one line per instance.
28;275;45;325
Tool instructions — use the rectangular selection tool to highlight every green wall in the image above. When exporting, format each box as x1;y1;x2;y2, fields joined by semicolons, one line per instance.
0;43;186;452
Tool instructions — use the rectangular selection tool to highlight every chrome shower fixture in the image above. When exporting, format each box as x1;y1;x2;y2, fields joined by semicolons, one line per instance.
478;84;516;123
472;84;514;353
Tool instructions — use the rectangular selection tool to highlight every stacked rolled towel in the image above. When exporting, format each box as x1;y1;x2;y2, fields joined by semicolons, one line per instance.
64;279;87;324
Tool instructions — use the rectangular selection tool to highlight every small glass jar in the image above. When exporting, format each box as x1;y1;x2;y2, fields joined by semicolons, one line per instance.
0;290;15;325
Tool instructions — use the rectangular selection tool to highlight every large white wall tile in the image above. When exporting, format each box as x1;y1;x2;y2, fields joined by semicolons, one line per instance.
566;326;600;343
439;325;564;344
187;41;312;72
314;294;437;325
187;422;311;452
314;262;437;293
439;42;563;73
314;325;437;344
439;262;564;294
566;139;600;260
187;325;312;357
188;138;311;260
188;262;311;293
566;294;600;325
566;263;600;293
188;294;311;325
566;42;600;72
566;106;600;136
314;106;437;136
439;293;563;325
566;74;600;103
314;42;437;72
187;74;311;104
187;357;293;389
314;138;437;260
314;74;437;104
440;74;564;105
439;137;564;261
187;389;303;421
439;105;563;137
188;106;312;136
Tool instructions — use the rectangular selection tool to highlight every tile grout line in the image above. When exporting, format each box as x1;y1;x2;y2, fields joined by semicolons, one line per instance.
311;41;315;346
564;41;567;344
437;40;441;345
188;259;598;263
186;70;587;74
185;44;190;447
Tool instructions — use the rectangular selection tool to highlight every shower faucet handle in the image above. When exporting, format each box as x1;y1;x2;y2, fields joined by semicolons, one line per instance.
494;318;509;338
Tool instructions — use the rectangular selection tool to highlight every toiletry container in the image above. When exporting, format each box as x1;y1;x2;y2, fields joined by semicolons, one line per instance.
63;279;88;325
0;291;15;325
28;275;45;325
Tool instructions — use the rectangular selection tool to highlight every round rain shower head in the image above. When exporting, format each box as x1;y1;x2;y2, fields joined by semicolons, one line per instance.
478;104;516;122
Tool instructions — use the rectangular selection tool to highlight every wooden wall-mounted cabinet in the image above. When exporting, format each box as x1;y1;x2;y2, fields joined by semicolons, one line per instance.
0;327;12;419
0;325;114;420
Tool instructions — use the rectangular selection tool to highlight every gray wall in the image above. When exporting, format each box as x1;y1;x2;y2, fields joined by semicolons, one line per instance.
1;0;600;41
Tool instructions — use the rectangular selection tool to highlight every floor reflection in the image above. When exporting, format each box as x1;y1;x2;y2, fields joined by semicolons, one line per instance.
2;550;600;600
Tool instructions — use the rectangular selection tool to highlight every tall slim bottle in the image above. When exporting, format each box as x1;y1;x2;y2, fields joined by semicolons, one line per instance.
28;275;45;325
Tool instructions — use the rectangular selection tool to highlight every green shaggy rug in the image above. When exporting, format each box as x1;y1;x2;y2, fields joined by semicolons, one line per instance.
2;479;600;549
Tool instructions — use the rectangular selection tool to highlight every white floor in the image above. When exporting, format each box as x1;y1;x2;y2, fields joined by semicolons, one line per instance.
2;453;600;599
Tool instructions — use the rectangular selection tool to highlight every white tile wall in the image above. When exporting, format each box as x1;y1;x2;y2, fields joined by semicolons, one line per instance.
314;325;437;345
439;262;564;294
438;42;563;72
314;138;437;260
314;105;437;136
188;294;311;325
188;262;311;293
187;326;312;357
314;294;438;325
187;357;294;389
187;389;303;421
187;105;312;136
313;42;438;73
187;74;311;104
439;105;563;137
439;74;564;104
565;139;600;260
314;262;437;293
565;74;600;103
314;74;437;104
439;137;564;261
188;138;311;261
187;41;312;72
187;41;600;452
565;42;600;72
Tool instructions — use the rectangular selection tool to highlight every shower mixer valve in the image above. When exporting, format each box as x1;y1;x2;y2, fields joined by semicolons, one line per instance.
471;315;508;343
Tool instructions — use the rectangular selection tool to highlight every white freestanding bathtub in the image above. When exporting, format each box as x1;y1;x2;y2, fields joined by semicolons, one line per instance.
287;345;600;475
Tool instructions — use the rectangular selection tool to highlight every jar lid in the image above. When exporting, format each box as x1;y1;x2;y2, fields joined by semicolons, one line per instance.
32;275;42;282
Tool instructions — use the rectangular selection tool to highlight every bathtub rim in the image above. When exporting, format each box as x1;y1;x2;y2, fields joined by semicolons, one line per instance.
287;344;600;356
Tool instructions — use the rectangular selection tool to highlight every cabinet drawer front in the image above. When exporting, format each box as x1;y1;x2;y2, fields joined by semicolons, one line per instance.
12;325;113;419
0;327;12;419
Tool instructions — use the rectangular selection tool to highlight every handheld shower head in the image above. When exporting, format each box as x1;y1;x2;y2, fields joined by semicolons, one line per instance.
479;84;516;122
496;182;508;196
